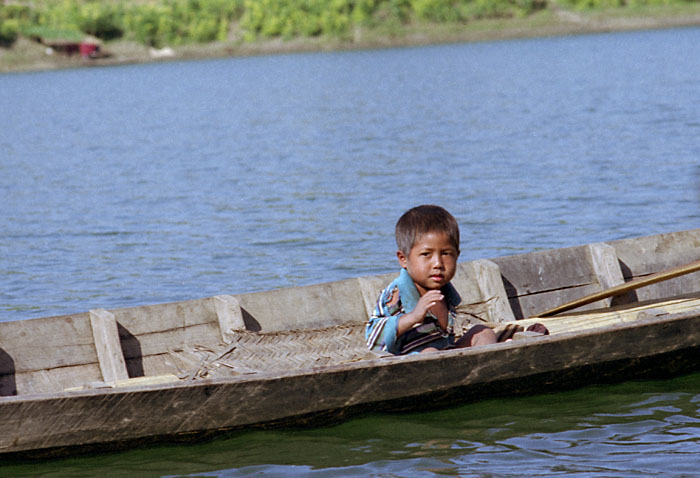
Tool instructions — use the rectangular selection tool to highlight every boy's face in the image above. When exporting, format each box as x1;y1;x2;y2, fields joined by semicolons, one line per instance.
397;231;459;295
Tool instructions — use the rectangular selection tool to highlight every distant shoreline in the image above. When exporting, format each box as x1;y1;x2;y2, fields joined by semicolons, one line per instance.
2;7;700;74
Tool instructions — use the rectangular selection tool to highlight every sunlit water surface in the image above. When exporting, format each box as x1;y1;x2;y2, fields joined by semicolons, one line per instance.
1;26;700;477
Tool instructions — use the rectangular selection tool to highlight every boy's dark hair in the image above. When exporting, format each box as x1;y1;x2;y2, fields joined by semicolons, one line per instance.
395;205;460;255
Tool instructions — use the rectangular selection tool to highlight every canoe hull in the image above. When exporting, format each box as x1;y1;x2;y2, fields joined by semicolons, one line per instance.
3;308;700;458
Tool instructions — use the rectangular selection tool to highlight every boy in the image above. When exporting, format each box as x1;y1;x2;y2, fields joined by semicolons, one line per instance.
365;205;498;355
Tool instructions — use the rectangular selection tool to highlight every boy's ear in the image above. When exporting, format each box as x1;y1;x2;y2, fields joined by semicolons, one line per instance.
396;250;408;268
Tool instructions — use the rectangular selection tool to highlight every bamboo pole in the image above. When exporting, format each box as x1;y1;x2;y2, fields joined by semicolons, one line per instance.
535;258;700;317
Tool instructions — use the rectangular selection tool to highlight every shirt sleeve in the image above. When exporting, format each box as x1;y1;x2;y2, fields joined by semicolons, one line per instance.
365;284;402;354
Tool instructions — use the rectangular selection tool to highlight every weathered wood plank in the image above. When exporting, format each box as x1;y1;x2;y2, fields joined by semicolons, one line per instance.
632;274;700;302
236;278;368;332
0;314;96;371
450;263;488;305
586;242;627;309
0;344;97;375
111;299;217;336
89;309;129;383
121;322;221;359
213;295;246;341
64;374;180;392
589;242;625;290
491;245;597;297
490;236;699;319
537;259;700;317
610;229;700;302
471;259;515;323
14;364;103;395
611;229;700;277
510;284;604;319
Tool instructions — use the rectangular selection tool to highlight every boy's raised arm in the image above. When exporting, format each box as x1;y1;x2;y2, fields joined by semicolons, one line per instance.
396;290;443;336
365;285;402;353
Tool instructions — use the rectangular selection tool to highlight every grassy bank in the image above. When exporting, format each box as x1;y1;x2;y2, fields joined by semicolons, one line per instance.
1;0;700;73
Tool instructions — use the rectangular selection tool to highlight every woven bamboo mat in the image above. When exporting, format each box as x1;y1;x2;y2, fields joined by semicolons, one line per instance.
167;323;386;380
167;307;515;380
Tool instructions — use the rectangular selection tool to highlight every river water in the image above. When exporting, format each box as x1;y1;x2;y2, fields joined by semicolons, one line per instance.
2;26;700;476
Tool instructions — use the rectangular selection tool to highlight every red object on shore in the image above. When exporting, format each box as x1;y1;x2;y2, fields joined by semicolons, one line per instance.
79;42;98;58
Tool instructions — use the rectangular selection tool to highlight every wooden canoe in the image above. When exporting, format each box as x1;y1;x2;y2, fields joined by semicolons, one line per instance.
2;228;700;459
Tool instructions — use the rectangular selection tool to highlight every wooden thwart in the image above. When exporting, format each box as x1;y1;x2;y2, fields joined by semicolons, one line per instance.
213;294;246;342
536;258;700;317
89;309;129;383
472;259;515;323
588;243;626;308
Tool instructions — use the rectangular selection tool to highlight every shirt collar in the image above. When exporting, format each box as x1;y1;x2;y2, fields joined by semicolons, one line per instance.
395;267;461;312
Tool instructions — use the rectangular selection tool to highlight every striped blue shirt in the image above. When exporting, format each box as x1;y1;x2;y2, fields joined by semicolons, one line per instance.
365;268;460;354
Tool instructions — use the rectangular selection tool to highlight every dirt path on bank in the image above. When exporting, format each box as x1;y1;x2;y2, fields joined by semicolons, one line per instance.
2;9;700;73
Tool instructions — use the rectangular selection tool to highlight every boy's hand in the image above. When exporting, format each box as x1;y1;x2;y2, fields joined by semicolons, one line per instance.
397;290;444;337
414;290;444;319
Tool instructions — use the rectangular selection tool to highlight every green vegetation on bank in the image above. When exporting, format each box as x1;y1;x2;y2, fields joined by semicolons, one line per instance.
1;0;697;50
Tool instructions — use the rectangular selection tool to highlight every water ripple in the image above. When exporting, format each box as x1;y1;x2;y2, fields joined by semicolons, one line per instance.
2;25;700;477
